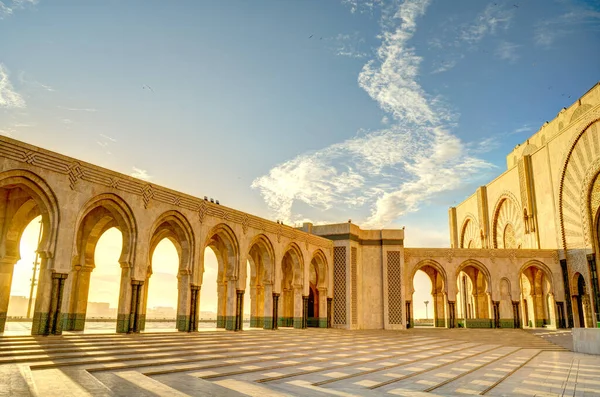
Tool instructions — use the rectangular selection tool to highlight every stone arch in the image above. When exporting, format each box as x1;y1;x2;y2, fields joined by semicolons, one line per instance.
499;277;514;327
558;118;600;250
306;249;329;327
519;260;556;328
281;242;304;285
202;223;240;329
148;210;195;276
459;215;480;248
244;233;276;328
279;242;304;327
66;193;138;332
72;193;137;269
408;259;448;296
410;259;448;328
571;272;593;328
310;249;328;289
0;169;60;260
455;260;492;326
492;194;525;249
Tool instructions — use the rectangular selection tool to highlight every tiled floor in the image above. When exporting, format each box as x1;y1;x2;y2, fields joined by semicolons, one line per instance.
0;328;598;396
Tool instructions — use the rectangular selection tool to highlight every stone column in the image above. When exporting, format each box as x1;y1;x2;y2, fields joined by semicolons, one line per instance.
225;278;237;330
560;259;574;328
216;282;226;328
235;289;244;331
272;293;279;330
327;297;332;328
31;255;54;335
139;275;149;331
65;265;93;331
293;286;303;329
492;301;500;328
249;285;257;327
46;273;68;335
116;266;133;333
255;285;264;328
177;271;191;332
302;295;308;329
189;285;200;332
405;301;412;328
317;288;327;328
128;280;143;333
586;254;600;327
448;301;456;329
0;257;17;333
263;283;273;329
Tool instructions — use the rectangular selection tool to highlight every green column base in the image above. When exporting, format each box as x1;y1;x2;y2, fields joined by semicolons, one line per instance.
535;319;544;328
225;316;236;330
0;312;6;333
250;317;264;328
31;312;49;335
465;319;492;328
293;317;303;329
263;316;273;330
116;313;130;333
139;315;146;331
318;317;327;328
435;318;446;327
176;315;189;331
278;317;293;327
216;316;226;328
499;319;515;328
63;313;86;331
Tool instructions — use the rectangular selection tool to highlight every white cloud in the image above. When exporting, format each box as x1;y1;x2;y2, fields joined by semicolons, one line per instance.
341;0;382;14
431;59;458;74
99;133;116;142
333;32;368;59
61;118;73;124
459;4;515;45
535;4;600;48
18;71;54;92
0;0;36;19
131;167;152;181
0;64;26;108
495;41;520;63
253;0;494;228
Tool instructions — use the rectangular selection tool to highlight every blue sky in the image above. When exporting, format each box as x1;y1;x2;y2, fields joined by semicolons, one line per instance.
1;0;599;314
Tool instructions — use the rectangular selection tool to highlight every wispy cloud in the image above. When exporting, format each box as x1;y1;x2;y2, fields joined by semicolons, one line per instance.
495;41;520;63
0;64;25;108
431;59;458;74
341;0;383;14
535;2;600;48
131;167;152;181
459;4;515;45
18;71;54;92
253;0;494;228
58;106;97;112
332;32;369;59
0;0;37;19
61;118;73;124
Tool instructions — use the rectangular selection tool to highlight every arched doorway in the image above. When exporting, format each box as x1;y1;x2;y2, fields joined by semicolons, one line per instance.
520;263;555;328
307;250;327;328
410;261;447;328
66;194;137;333
246;235;275;328
201;224;239;331
0;171;59;335
279;244;303;328
572;272;592;328
456;262;491;328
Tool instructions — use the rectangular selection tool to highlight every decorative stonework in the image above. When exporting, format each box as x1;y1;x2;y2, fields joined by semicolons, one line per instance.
404;248;560;264
68;162;83;190
387;251;403;324
492;194;524;249
351;247;357;326
333;247;346;325
460;215;480;248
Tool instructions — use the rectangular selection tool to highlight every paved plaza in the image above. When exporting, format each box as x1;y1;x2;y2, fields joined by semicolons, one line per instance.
1;328;599;397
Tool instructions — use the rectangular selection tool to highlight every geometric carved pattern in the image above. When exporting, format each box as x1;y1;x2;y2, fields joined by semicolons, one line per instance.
387;251;403;324
559;119;600;250
493;197;523;249
351;247;357;326
333;246;347;325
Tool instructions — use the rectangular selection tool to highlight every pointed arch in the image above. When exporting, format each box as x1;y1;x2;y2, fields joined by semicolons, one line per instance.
491;193;524;249
310;249;328;289
149;210;195;276
459;215;480;248
203;223;239;282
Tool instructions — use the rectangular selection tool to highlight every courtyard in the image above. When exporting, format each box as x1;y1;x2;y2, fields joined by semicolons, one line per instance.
1;328;598;397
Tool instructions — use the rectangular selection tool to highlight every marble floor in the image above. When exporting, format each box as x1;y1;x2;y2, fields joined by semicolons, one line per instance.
0;328;598;396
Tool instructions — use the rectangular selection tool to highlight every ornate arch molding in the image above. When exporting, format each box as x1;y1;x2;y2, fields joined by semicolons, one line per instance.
73;193;137;269
310;249;328;289
204;223;240;280
519;260;555;296
491;192;524;249
0;170;60;259
459;213;480;248
455;259;492;294
282;242;304;286
149;210;195;276
558;116;600;250
408;259;448;296
246;233;276;285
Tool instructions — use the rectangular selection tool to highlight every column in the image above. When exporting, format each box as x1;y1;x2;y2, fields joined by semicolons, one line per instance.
317;288;327;328
448;301;456;329
293;286;303;329
586;254;600;327
235;289;244;331
31;255;54;335
128;280;143;333
139;275;149;331
272;293;279;330
327;297;332;328
46;273;68;335
512;301;521;328
560;259;574;328
0;258;17;333
189;285;200;332
302;295;308;329
225;278;237;330
405;301;412;328
492;301;500;328
249;286;257;327
116;266;133;333
216;282;226;328
177;271;191;332
263;283;273;329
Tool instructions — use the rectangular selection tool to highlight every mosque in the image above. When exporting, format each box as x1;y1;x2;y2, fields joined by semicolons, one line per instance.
0;83;598;335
